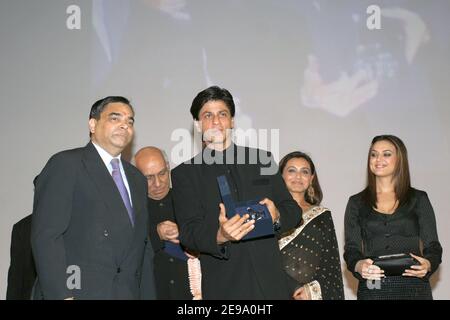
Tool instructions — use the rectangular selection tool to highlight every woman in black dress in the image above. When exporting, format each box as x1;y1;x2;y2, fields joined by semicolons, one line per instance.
344;135;442;299
278;151;344;300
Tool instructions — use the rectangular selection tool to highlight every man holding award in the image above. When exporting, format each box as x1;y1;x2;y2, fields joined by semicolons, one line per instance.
171;86;302;299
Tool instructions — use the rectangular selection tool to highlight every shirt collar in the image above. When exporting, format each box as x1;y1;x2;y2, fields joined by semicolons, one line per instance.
92;141;122;169
202;142;236;162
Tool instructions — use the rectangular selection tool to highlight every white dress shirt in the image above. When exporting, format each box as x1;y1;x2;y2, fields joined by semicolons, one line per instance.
92;142;133;205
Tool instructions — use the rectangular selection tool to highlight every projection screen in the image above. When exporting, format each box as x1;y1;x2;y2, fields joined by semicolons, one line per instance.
0;0;448;299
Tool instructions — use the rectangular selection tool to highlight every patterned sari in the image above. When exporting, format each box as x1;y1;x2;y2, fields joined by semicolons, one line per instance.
279;206;345;300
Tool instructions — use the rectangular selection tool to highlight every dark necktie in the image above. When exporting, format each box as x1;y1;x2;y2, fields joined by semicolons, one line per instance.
111;158;135;227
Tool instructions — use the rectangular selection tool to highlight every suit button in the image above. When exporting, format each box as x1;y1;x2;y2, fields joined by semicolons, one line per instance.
104;230;109;237
159;203;164;207
170;280;174;285
385;245;390;250
117;268;121;273
169;258;174;262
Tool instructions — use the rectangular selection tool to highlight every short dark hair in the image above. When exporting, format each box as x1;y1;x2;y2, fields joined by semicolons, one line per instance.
190;86;235;120
89;96;133;120
363;134;412;208
279;151;323;205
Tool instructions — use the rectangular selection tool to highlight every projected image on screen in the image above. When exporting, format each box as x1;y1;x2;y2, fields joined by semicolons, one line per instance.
300;3;431;117
1;0;448;300
82;0;449;300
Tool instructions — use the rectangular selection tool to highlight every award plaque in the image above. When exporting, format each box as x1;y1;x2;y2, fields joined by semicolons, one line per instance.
217;175;274;240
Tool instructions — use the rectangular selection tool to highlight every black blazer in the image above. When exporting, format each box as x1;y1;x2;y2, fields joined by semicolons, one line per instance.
147;192;191;300
31;142;156;299
6;214;36;300
171;145;302;299
344;188;442;281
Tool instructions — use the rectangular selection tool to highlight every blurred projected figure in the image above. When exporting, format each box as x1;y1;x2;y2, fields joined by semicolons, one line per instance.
143;0;190;21
201;48;255;149
300;3;430;117
92;0;190;85
301;54;378;117
344;135;442;300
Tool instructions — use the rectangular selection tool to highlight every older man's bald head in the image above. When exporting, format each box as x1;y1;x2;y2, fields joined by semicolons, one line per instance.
135;146;167;163
135;146;170;200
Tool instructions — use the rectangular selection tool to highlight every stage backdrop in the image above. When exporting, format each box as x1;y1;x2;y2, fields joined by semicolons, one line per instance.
1;0;448;299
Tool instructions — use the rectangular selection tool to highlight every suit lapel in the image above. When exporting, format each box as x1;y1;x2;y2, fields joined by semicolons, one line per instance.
123;161;142;226
81;142;135;264
83;143;127;219
122;161;146;256
82;143;133;227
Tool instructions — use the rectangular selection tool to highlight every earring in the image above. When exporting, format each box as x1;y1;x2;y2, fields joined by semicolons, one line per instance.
307;186;315;201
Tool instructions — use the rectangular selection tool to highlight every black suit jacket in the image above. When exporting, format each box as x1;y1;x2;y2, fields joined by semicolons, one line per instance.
147;192;191;299
6;214;36;300
31;142;156;299
171;145;302;299
344;188;442;282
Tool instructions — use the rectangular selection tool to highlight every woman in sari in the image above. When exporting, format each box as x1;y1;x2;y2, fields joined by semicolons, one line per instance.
279;151;344;300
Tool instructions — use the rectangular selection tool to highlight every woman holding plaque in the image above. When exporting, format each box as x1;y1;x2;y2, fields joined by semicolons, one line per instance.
278;151;344;300
344;135;442;299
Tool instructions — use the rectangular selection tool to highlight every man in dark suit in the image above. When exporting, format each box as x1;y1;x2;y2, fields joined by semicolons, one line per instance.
7;214;36;300
7;176;39;300
171;86;302;299
135;146;197;299
31;96;156;300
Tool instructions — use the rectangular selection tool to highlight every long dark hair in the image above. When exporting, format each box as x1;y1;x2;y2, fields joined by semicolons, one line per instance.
362;135;412;208
279;151;323;205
